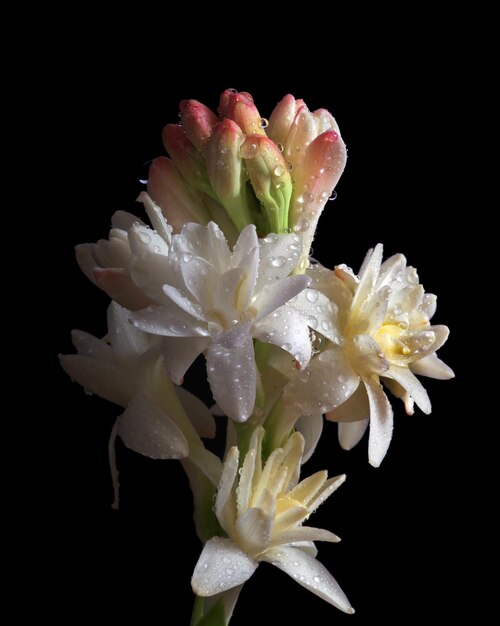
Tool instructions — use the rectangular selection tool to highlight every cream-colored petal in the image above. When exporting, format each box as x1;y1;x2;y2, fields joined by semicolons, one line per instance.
364;377;394;468
338;419;369;451
410;353;454;380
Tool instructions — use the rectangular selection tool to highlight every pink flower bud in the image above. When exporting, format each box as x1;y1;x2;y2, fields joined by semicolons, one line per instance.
147;157;209;232
179;99;218;154
161;124;214;197
206;119;254;232
218;89;266;136
289;129;347;270
267;94;305;147
240;134;292;233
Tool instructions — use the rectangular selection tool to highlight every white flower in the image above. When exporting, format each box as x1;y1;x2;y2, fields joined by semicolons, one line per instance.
284;244;454;467
129;218;312;423
191;427;353;614
75;193;171;311
59;302;221;486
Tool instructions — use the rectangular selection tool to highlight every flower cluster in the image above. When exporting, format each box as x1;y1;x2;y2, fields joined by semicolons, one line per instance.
61;89;453;624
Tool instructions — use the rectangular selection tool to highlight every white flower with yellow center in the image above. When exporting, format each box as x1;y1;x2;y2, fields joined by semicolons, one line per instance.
284;244;454;467
191;427;353;614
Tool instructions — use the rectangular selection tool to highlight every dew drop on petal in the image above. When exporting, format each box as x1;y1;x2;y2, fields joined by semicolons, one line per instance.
270;256;286;268
259;117;269;128
305;289;319;303
182;252;193;263
273;164;285;177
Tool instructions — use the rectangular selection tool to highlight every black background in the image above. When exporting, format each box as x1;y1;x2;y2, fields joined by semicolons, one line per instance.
36;25;482;625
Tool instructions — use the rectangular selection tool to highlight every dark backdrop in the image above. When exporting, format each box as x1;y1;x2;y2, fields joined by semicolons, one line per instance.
39;35;477;625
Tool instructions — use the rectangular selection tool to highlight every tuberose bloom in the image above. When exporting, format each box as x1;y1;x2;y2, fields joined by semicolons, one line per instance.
284;244;454;467
191;427;353;614
130;217;313;422
59;301;221;490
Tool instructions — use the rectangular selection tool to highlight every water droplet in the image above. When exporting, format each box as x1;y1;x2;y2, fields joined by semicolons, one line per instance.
306;315;318;329
281;343;292;351
277;143;284;152
270;256;286;268
313;575;323;583
240;142;259;159
263;233;278;244
293;218;310;234
181;252;193;263
305;289;319;303
222;556;232;564
153;245;160;254
259;117;269;128
273;164;285;177
321;320;332;331
329;190;338;201
302;191;314;203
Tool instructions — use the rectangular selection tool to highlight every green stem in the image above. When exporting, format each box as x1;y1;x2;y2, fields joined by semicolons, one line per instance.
190;596;205;626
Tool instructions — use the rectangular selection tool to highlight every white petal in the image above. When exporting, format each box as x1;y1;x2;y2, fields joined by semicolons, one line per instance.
215;447;239;533
94;268;153;311
308;474;346;512
128;224;169;257
107;302;151;358
364;377;394;468
162;336;210;384
231;223;258;266
137;191;172;245
253;276;310;322
349;334;390;375
377;253;406;287
189;444;223;487
235;507;273;555
75;243;98;284
130;305;209;337
192;537;258;597
284;346;360;415
207;222;232;273
261;546;354;613
206;336;256;422
326;383;369;423
410;353;455;380
177;387;216;438
118;393;189;459
59;354;133;406
71;329;114;362
287;541;318;557
129;252;182;303
255;305;311;369
255;232;304;292
338;419;369;451
290;289;340;343
180;256;216;308
352;243;383;312
272;526;341;547
420;293;437;319
111;210;145;230
384;365;431;414
162;284;206;321
296;414;323;463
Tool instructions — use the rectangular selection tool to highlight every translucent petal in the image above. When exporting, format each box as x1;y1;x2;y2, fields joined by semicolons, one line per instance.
130;305;209;337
